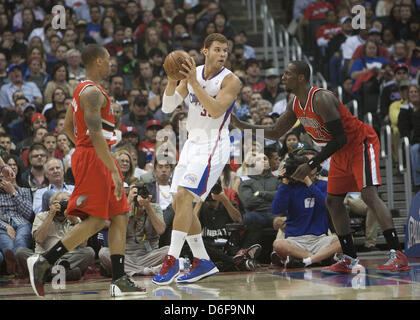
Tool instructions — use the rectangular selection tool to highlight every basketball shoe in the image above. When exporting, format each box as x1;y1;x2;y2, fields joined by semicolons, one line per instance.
321;254;363;275
176;258;219;283
27;254;51;297
376;249;411;275
233;244;262;264
152;255;179;285
110;275;146;297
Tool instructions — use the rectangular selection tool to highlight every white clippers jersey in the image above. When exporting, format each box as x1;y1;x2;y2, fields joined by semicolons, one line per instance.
186;65;234;141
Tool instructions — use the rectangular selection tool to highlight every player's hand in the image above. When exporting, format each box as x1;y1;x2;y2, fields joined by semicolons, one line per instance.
1;165;15;180
112;170;124;201
180;57;197;84
291;163;312;182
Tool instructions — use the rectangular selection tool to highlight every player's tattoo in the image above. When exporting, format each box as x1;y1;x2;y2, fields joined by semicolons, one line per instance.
82;87;105;132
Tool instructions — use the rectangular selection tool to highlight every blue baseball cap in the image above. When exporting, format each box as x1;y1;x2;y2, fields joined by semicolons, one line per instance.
7;63;21;74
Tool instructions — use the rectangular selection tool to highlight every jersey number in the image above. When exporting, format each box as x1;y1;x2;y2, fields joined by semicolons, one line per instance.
200;109;212;117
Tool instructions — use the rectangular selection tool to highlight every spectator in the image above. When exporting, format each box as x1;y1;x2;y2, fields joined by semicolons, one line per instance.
341;25;370;62
0;64;42;111
86;4;102;39
43;62;77;104
120;126;141;153
148;48;165;78
105;25;125;57
0;133;14;157
195;1;221;35
114;148;140;186
21;143;48;192
56;133;75;175
393;4;412;40
238;152;281;230
45;34;62;71
32;158;75;215
273;92;295;116
111;102;123;146
42;133;58;160
133;10;155;42
92;15;115;46
121;1;142;31
316;9;342;57
327;16;354;87
213;12;236;39
0;157;33;276
398;84;420;192
279;131;300;165
42;87;69;127
137;26;170;60
109;75;127;108
62;28;78;50
382;27;396;57
389;79;411;161
261;68;284;105
0;52;8;87
234;84;252;121
98;184;168;277
380;63;410;122
12;0;45;30
66;49;85;82
234;30;256;59
256;99;273;119
264;144;281;177
18;124;48;168
16;191;95;280
244;58;266;93
196;182;262;272
24;56;49;93
3;154;26;188
119;38;137;76
392;41;410;65
9;100;35;145
122;94;154;142
138;120;163;165
132;60;154;93
271;154;341;268
160;0;183;26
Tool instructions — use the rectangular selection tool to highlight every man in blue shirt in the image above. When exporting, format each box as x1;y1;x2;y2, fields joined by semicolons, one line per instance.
271;154;342;268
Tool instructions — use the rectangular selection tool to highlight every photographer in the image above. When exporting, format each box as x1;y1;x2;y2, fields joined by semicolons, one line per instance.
98;183;169;277
195;181;260;271
271;155;341;268
15;192;95;280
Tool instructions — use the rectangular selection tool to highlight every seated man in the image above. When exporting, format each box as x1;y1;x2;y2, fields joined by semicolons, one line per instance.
16;192;95;280
32;158;75;214
271;154;342;268
0;167;33;276
98;184;169;277
196;181;261;272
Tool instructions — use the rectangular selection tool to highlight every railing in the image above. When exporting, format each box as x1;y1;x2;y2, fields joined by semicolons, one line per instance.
337;86;343;101
398;137;413;209
260;0;279;70
315;72;327;89
279;25;290;67
243;0;257;33
364;112;373;128
351;100;358;118
380;125;394;209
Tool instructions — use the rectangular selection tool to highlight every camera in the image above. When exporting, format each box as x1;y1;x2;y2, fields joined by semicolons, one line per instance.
205;182;223;202
57;200;68;217
133;184;150;205
282;154;309;185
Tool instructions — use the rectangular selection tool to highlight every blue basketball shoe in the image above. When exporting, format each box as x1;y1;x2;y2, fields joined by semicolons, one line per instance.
152;255;179;285
176;258;219;284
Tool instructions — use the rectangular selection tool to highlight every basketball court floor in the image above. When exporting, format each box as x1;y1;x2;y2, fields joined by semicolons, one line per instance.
1;252;420;301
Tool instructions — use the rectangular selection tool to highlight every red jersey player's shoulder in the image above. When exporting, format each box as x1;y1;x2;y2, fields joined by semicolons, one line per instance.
312;89;341;122
79;85;107;111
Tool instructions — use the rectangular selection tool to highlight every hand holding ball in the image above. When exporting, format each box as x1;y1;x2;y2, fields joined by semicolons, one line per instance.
163;50;191;81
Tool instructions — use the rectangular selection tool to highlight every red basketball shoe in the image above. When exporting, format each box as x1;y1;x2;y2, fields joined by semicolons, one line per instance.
321;254;363;275
376;250;411;275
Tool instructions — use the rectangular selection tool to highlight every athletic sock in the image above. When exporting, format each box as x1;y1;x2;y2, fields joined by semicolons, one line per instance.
43;240;68;265
186;234;210;260
111;254;125;281
167;230;187;259
338;233;358;259
383;228;401;251
303;257;312;267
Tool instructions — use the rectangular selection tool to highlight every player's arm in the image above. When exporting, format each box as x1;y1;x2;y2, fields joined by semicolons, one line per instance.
230;98;297;140
161;78;188;114
309;90;348;169
80;86;123;199
63;102;76;144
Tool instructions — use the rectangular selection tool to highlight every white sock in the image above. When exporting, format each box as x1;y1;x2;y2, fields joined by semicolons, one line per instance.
303;257;312;267
186;234;210;260
167;230;187;259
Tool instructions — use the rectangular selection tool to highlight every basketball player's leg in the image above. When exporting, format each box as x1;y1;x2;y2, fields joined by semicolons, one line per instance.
108;212;129;281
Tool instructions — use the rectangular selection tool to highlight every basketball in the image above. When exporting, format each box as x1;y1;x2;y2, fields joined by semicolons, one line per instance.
163;50;191;81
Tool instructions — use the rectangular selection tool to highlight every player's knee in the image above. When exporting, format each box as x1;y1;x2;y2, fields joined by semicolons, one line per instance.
325;194;344;213
273;239;288;255
176;187;193;202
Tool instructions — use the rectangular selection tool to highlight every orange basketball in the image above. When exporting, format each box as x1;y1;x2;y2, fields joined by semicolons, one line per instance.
163;50;191;81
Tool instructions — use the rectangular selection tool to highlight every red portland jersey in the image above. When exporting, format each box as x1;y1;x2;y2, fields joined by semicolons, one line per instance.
71;80;117;148
292;87;365;147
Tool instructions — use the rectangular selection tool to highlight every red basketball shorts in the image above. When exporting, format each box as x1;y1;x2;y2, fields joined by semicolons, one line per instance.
327;124;381;195
66;147;130;220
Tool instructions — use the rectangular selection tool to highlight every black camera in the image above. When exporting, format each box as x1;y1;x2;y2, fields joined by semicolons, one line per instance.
205;182;223;202
133;184;150;205
283;154;309;185
57;200;68;216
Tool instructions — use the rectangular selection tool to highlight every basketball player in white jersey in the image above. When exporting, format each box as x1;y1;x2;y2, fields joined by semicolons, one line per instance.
152;33;241;285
